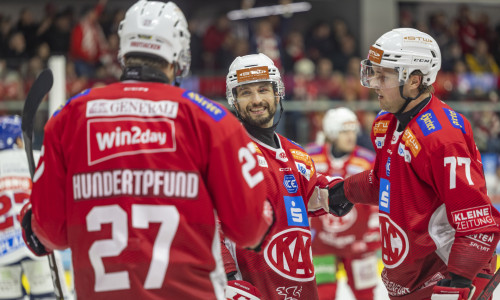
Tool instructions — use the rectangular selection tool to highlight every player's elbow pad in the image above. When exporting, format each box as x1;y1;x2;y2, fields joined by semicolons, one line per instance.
328;180;354;216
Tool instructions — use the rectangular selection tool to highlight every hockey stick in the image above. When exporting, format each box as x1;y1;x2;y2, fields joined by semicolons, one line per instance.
477;268;500;300
21;69;65;300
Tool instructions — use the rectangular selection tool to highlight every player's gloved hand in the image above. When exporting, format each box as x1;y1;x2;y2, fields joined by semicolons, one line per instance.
20;203;51;256
327;180;354;217
225;280;262;300
308;186;330;217
431;273;475;300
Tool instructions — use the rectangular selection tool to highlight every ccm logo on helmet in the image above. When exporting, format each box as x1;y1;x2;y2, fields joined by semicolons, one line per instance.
413;58;431;63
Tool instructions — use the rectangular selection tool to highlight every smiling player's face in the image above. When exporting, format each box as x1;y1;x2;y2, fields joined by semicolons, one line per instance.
234;82;278;128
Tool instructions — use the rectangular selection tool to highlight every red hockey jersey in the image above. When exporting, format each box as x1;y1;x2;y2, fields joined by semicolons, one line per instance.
29;81;270;300
353;95;500;298
306;144;380;257
223;134;322;300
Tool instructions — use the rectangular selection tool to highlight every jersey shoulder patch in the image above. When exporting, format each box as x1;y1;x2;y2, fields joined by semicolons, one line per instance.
182;90;226;121
376;110;390;118
416;109;442;136
305;143;323;155
286;137;304;149
442;108;466;134
52;88;91;118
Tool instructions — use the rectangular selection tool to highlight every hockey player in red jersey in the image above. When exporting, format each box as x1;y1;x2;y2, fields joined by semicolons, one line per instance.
328;28;500;300
306;108;380;300
221;53;342;300
20;1;273;299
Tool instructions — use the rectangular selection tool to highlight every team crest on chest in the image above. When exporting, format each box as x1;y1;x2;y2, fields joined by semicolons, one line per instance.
264;228;314;282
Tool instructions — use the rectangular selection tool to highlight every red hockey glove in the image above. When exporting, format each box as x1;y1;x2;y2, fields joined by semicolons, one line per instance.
431;273;476;300
226;280;262;300
20;203;52;256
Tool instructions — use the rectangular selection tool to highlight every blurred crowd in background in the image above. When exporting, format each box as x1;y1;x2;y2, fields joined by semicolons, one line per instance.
1;0;500;197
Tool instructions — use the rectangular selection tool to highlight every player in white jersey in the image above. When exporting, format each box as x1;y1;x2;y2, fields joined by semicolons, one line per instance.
0;115;69;299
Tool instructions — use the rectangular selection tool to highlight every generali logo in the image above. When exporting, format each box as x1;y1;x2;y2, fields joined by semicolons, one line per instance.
236;66;270;83
369;46;383;64
87;117;176;165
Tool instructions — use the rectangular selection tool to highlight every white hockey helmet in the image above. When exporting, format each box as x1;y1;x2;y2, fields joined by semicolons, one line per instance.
322;107;360;140
118;0;191;78
360;28;441;89
226;53;284;107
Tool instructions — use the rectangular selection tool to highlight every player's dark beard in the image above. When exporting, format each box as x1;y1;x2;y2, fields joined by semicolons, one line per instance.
238;99;278;128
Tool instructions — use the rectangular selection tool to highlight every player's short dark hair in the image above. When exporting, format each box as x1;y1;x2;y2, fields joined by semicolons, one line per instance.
411;70;435;94
124;54;170;70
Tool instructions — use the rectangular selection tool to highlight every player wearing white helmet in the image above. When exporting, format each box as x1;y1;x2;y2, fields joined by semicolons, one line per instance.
329;28;500;300
306;108;380;300
0;116;71;300
221;53;344;299
20;1;273;299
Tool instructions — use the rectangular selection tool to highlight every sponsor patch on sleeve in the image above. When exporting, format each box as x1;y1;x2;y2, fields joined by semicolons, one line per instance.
416;110;442;136
443;108;465;134
53;89;91;117
182;91;226;121
451;205;497;232
402;128;421;157
374;120;390;134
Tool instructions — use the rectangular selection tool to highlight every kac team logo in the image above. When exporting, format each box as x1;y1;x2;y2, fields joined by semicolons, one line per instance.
379;214;409;269
264;228;315;282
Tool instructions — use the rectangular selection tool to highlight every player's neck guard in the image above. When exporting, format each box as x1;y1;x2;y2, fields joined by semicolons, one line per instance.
394;95;431;131
120;65;170;84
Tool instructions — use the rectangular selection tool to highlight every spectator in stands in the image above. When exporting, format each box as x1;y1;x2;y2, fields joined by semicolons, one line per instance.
16;8;39;57
69;0;110;77
331;34;357;73
202;13;231;70
44;11;72;55
252;18;283;70
282;30;306;74
306;21;335;63
465;39;500;75
0;16;14;57
312;57;343;100
455;4;477;54
5;31;29;71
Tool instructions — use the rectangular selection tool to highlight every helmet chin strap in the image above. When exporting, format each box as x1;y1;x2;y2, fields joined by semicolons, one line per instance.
396;81;424;115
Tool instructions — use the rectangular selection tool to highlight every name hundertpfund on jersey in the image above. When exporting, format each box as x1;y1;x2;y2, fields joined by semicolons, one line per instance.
72;169;199;200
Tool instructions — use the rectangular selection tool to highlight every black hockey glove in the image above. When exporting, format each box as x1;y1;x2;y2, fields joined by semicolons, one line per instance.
328;180;354;217
21;203;51;256
431;272;475;300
